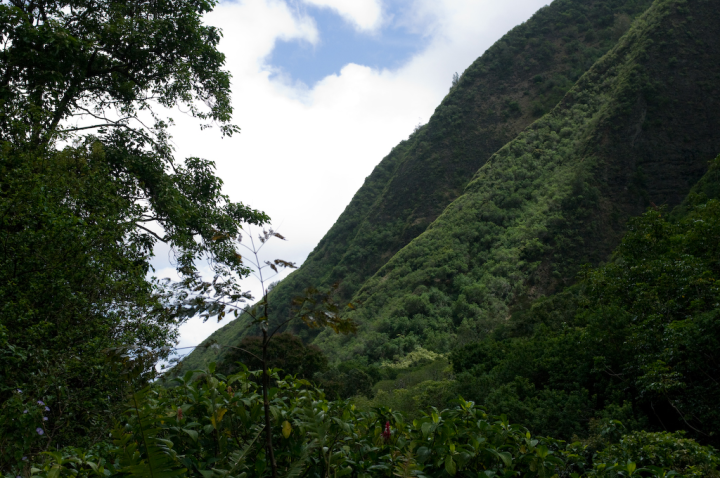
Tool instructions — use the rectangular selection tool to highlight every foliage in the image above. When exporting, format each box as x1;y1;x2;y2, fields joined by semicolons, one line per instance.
312;358;380;400
0;0;236;142
301;0;720;365
380;347;445;370
451;195;720;447
181;0;660;370
171;228;357;478
354;379;455;420
595;431;720;477
15;367;719;478
4;0;720;476
216;333;328;381
0;0;267;470
0;146;173;460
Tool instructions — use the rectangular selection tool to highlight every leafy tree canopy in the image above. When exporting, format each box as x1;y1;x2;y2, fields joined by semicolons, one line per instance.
0;0;267;465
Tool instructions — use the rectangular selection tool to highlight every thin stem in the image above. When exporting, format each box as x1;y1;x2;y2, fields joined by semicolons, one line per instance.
249;232;278;478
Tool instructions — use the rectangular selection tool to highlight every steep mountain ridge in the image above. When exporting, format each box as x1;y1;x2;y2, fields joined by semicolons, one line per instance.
311;0;720;362
268;0;656;322
181;0;656;369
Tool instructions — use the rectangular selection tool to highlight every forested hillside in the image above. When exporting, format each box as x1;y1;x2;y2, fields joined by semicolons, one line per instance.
310;0;720;362
352;159;720;446
182;0;659;368
452;156;720;437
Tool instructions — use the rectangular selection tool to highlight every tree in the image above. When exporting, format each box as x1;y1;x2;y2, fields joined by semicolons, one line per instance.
0;0;267;469
451;72;460;89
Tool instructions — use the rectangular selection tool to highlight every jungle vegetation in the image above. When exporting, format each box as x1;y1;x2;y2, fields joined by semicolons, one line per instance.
2;0;720;476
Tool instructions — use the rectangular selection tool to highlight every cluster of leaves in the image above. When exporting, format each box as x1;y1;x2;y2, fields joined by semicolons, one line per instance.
0;144;181;460
215;333;382;401
450;194;720;448
17;366;720;478
180;0;659;371
311;359;380;401
353;356;454;419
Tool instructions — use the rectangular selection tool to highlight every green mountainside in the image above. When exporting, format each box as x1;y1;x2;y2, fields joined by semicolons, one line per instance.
271;0;656;310
180;0;720;370
313;0;720;362
181;0;655;368
337;106;720;449
350;159;720;445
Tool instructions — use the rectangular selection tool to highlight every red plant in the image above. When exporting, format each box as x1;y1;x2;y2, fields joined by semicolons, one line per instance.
382;421;391;442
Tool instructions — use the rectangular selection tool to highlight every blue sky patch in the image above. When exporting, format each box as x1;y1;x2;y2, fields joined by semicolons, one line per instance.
268;2;430;86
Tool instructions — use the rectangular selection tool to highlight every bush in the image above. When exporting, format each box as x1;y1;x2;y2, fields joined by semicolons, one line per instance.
19;367;719;478
594;431;720;477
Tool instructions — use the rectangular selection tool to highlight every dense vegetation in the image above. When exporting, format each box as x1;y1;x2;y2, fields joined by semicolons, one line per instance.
216;333;383;400
329;161;720;447
3;0;720;476
307;0;720;364
451;187;720;447
181;0;661;370
0;0;267;467
24;367;720;478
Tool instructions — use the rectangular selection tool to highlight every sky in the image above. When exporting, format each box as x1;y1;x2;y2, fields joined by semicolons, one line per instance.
156;0;548;356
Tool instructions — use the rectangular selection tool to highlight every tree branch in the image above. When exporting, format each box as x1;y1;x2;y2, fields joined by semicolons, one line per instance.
137;224;168;242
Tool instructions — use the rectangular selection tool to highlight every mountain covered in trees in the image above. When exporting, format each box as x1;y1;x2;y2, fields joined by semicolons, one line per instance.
183;0;720;368
175;0;720;452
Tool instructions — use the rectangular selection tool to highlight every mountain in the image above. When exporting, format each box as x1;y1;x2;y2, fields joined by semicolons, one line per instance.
180;0;720;369
313;0;720;361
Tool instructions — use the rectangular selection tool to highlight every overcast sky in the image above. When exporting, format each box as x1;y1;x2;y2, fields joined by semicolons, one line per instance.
157;0;547;353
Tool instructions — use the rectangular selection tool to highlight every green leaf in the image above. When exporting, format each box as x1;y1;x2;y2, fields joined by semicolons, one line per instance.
282;420;292;438
47;465;63;478
489;449;512;467
536;445;549;458
445;456;457;476
255;455;266;475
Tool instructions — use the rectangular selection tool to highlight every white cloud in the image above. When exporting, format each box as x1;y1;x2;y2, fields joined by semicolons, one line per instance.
217;0;319;74
164;0;546;351
300;0;383;31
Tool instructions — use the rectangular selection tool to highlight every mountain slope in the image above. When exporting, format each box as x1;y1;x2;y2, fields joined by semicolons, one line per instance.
181;0;656;369
268;0;657;322
446;157;720;444
312;0;720;362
